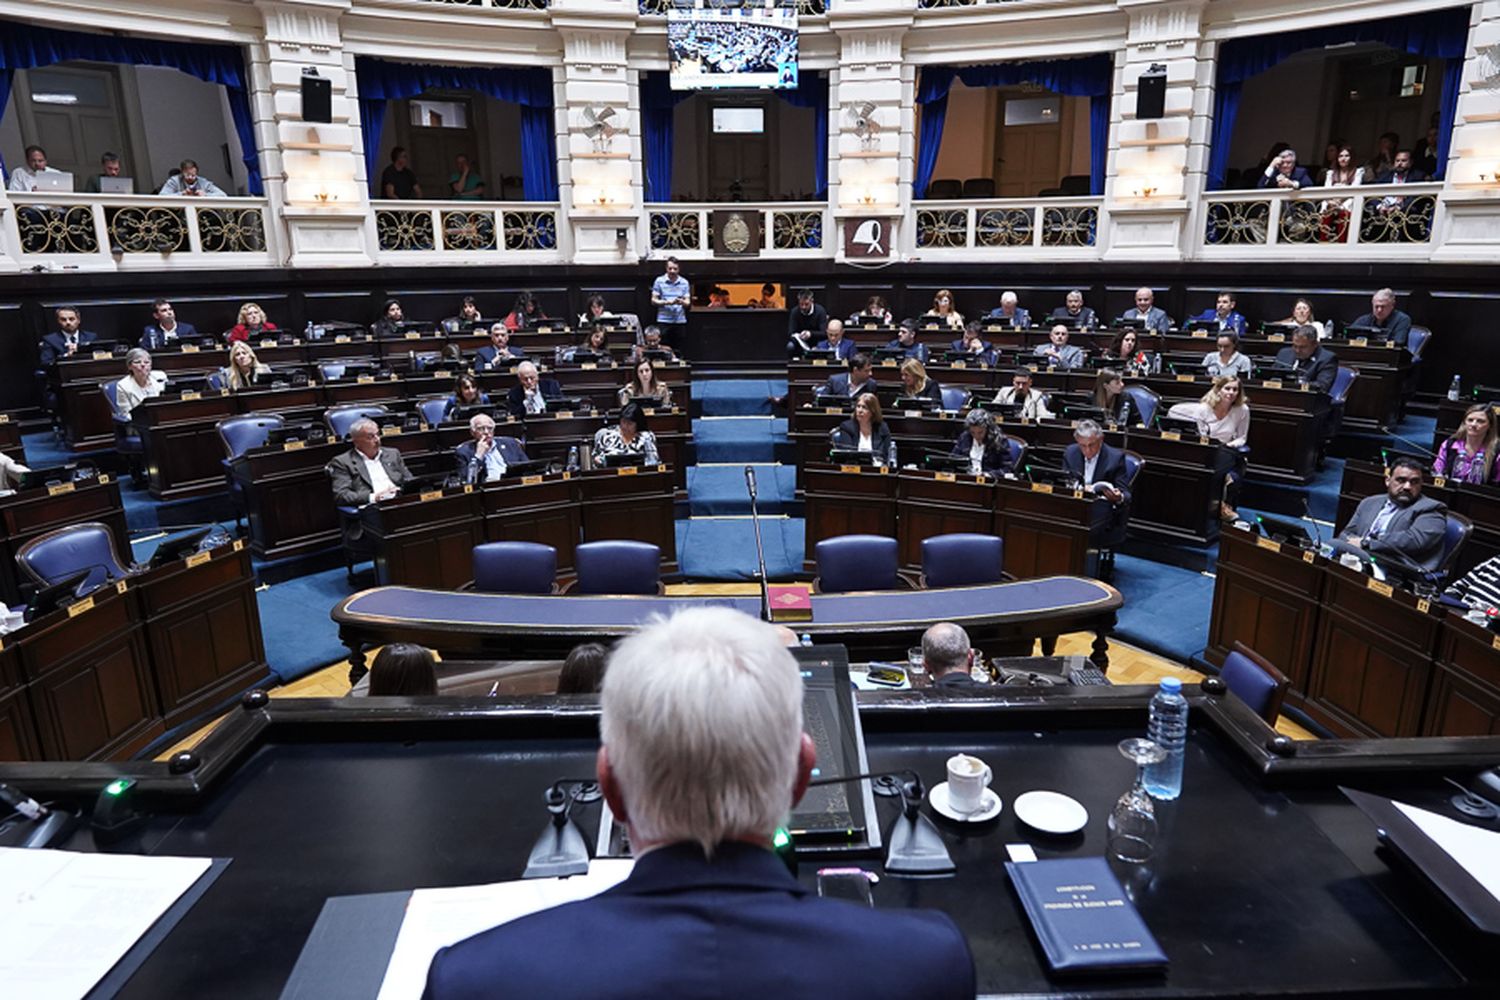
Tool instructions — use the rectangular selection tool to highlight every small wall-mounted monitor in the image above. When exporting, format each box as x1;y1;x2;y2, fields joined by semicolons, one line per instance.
712;107;765;134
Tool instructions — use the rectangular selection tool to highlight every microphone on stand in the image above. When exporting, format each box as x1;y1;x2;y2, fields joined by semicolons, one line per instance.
744;466;771;623
1301;495;1325;551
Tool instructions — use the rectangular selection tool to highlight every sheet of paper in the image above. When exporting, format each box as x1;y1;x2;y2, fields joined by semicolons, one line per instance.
375;859;634;1000
1393;800;1500;903
0;846;213;1000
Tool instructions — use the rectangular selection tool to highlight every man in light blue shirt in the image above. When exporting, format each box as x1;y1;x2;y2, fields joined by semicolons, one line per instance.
651;257;691;350
158;159;227;197
1120;287;1171;333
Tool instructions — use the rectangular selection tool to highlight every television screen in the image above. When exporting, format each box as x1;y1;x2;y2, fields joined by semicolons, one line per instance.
668;8;799;91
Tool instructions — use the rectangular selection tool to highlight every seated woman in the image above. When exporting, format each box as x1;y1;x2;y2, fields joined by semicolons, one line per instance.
898;358;944;406
557;642;609;694
1166;377;1250;447
1104;328;1157;376
1433;404;1500;485
593;401;660;465
226;302;278;344
220;341;272;391
830;393;893;467
114;348;168;419
1091;368;1127;421
1276;297;1327;340
617;357;672;408
950;321;995;365
951;408;1013;476
442;373;491;421
579;294;613;329
922;289;965;329
1202;331;1253;379
367;643;438;697
847;294;892;326
504;291;548;332
564;327;612;363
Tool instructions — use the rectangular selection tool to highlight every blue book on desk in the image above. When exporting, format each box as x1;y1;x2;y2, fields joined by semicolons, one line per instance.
1005;857;1168;975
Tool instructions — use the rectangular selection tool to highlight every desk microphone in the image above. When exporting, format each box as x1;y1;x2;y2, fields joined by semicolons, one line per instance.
1301;496;1325;550
744;465;757;500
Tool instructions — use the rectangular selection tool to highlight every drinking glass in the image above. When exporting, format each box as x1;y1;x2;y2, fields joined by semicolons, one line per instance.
1108;738;1167;863
907;646;927;680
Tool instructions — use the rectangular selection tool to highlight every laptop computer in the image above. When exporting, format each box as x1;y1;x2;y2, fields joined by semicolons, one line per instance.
98;176;134;195
32;172;74;193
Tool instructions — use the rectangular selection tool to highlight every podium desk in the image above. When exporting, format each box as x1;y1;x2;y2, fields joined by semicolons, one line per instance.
895;470;1000;568
576;466;679;570
1206;525;1326;691
480;475;582;574
367;487;486;590
991;478;1097;579
0;473;128;607
802;464;899;564
1426;611;1500;736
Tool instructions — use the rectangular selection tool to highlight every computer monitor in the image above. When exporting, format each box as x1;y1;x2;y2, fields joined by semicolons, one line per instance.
1185;319;1220;333
852;314;888;328
1261;322;1299;337
1025;462;1079;490
918;318;946;331
18;465;84;492
97;176;134;195
1472;385;1500;406
586;314;629;331
892;396;940;411
1342;323;1380;340
32;172;74;193
828;448;877;467
565;350;607;366
1158;416;1205;437
25;569;96;622
596;451;649;470
148;527;216;569
987;402;1022;420
924;452;971;474
544;397;589;414
499;458;553;479
639;348;674;363
448;404;499;426
265;423;327;448
1050;314;1082;329
165;376;210;396
872;347;908;361
1062;402;1109;423
804;348;837;361
1113;316;1146;331
391;321;433;338
1255;514;1313;547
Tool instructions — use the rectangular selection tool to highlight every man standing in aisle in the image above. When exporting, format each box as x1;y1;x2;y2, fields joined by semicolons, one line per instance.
651;257;691;351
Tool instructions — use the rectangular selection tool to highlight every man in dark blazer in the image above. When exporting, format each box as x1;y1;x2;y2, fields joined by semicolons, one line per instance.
883;319;930;363
39;305;98;366
1257;148;1316;190
139;299;199;350
453;413;529;485
1331;456;1447;581
923;621;979;688
814;318;858;360
1049;289;1098;329
326;418;412;544
1374;149;1428;186
818;353;878;401
1062;419;1132;540
785;289;830;357
423;607;975;1000
473;323;528;372
1349;288;1413;348
1272;326;1339;395
504;361;562;417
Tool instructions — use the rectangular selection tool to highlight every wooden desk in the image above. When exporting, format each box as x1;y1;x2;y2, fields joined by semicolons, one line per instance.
1206;526;1325;692
802;464;898;563
0;474;129;607
1426;612;1500;736
368;486;485;590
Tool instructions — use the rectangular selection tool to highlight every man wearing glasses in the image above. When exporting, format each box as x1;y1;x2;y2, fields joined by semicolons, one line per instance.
1331;456;1447;583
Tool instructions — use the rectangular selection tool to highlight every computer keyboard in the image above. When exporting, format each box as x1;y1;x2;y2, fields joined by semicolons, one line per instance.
1067;665;1111;686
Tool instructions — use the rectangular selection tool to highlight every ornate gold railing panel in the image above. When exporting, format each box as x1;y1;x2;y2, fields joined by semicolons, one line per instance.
649;212;702;252
1040;205;1097;247
502;211;558;251
1359;194;1436;244
197;207;268;253
376;210;437;251
975;208;1032;248
441;210;498;251
1204;200;1270;245
771;210;822;250
106;206;190;253
916;209;969;249
16;205;99;255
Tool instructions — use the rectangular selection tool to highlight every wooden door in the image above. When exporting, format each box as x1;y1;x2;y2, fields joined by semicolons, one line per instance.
13;64;131;182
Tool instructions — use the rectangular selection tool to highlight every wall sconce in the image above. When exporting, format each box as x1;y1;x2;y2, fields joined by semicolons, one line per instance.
1137;185;1157;198
315;191;338;204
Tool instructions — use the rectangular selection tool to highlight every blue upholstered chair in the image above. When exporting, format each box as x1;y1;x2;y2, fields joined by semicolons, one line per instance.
206;371;225;392
1220;642;1291;725
574;540;661;595
1420;513;1472;589
217;414;284;528
940;386;969;411
16;522;135;597
1324;366;1359;441
814;535;899;594
921;533;1004;588
1096;452;1145;578
318;362;347;382
1003;435;1027;471
101;381;144;482
472;541;557;594
1122;385;1160;427
325;404;389;440
1407;326;1432;362
418;396;450;427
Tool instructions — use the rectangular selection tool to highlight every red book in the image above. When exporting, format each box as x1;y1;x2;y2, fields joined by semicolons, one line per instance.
767;583;813;622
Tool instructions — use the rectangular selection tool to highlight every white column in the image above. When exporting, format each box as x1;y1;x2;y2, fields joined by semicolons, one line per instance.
254;0;377;267
1433;1;1500;261
1102;0;1207;260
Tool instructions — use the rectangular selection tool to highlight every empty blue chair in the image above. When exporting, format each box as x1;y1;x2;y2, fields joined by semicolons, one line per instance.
1122;385;1160;427
1329;366;1358;406
1420;513;1472;588
940;386;969;411
473;541;557;593
418;397;450;427
921;533;1004;588
17;522;135;597
1220;642;1291;725
574;541;661;595
218;414;284;527
815;535;899;593
326;404;389;439
319;362;347;381
1003;435;1026;470
1407;326;1432;361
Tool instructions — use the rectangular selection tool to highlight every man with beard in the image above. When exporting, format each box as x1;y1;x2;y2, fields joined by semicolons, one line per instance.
1331;456;1447;583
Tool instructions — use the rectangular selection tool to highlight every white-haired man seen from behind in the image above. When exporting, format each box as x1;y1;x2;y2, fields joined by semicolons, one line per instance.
424;607;975;1000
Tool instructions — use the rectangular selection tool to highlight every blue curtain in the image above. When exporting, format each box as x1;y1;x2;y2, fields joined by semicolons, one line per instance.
355;57;557;202
914;55;1115;198
775;71;829;199
1207;4;1472;189
0;20;261;193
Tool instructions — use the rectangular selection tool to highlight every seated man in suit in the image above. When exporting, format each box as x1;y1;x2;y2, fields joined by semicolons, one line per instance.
785;289;830;358
1049;289;1098;329
984;290;1030;329
1330;456;1447;584
39;305;99;366
327;418;413;545
814;318;857;361
1062;419;1132;539
922;622;980;688
1033;323;1084;370
423;606;975;1000
1256;148;1315;190
1189;291;1248;337
1349;287;1412;348
1272;325;1338;395
883;319;930;363
1374;148;1428;186
453;413;528;485
505;360;562;417
628;326;680;364
139;299;199;350
819;352;878;402
991;368;1054;421
1120;287;1172;334
950;321;995;365
474;323;528;372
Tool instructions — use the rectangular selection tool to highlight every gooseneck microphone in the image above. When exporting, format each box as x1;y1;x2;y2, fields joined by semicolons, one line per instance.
744;466;771;622
744;464;758;500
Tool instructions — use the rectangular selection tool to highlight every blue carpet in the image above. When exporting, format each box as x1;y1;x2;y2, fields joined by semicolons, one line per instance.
687;464;796;515
692;417;785;463
676;517;804;580
692;379;787;417
1110;553;1213;663
257;565;360;681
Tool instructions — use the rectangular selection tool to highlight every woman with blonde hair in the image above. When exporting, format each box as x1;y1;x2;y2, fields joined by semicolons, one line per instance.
1167;376;1250;447
221;341;272;391
898;358;943;406
618;356;672;408
1433;404;1500;485
923;289;964;328
226;302;278;343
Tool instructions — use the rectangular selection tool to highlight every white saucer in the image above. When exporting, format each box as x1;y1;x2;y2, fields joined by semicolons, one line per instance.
1013;790;1088;834
929;782;1002;823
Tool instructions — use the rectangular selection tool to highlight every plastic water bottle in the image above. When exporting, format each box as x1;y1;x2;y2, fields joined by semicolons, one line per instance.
799;634;812;647
304;321;313;341
1448;375;1461;402
1143;677;1188;800
566;446;580;473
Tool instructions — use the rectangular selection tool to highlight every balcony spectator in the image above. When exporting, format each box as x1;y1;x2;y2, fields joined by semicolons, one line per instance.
84;152;124;193
1257;148;1314;191
159;159;227;197
6;145;62;192
449;154;486;200
381;146;422;200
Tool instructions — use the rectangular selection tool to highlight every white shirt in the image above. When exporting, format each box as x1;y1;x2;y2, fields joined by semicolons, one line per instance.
1083;452;1101;487
361;451;396;504
114;371;168;418
991;386;1053;421
470;443;508;483
858;432;873;453
7;165;61;192
969;439;986;475
523;387;546;414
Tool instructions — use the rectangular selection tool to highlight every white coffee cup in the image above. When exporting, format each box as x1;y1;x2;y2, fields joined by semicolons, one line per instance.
946;753;992;813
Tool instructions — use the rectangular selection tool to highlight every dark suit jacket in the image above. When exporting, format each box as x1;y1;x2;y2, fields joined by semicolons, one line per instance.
1375;168;1428;184
1062;442;1132;503
1272;345;1339;394
787;303;828;337
820;373;878;400
815;338;857;361
453;436;529;484
883;339;930;364
1049;305;1098;328
831;418;893;463
505;378;562;418
423;841;975;1000
40;329;98;366
1335;493;1447;576
1350;309;1412;347
139;322;200;351
951;431;1013;474
327;447;412;541
1257;166;1316;189
900;379;944;406
474;345;527;371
